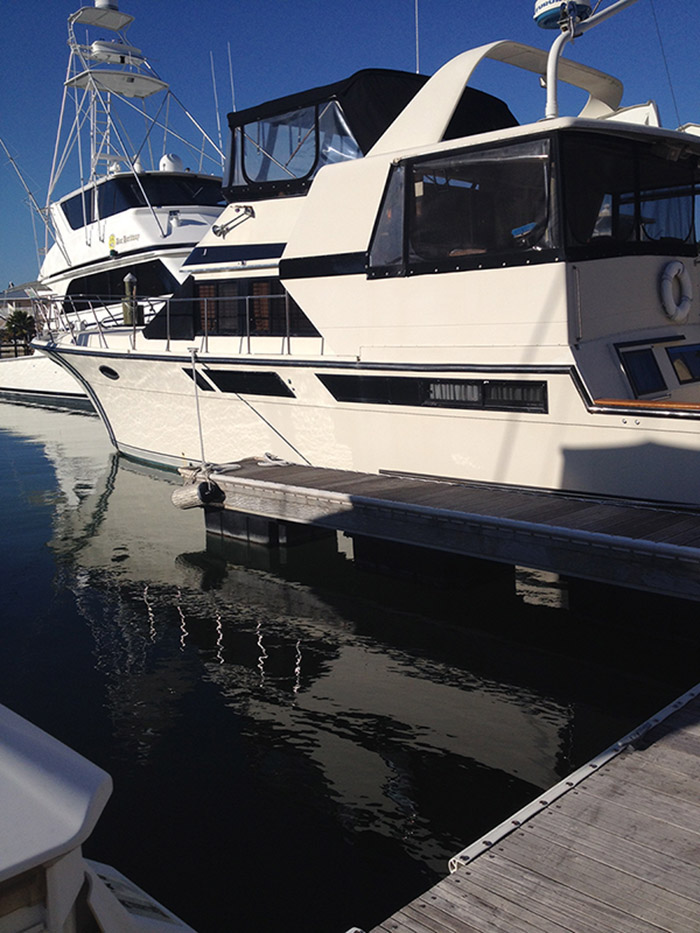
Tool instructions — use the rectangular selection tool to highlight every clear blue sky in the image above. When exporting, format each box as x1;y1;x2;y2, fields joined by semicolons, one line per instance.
1;0;698;289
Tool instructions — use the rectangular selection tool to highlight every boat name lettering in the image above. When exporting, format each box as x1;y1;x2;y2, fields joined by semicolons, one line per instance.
110;234;141;247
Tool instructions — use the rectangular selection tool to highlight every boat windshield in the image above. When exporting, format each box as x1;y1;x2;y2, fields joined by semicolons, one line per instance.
226;100;362;198
561;132;699;258
61;175;224;229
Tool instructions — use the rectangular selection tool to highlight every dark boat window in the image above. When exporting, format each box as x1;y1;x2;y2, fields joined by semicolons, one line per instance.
61;175;223;229
561;133;699;259
667;344;700;384
195;278;319;337
369;138;554;276
182;367;214;391
63;259;179;312
619;347;667;396
318;374;548;413
204;370;295;397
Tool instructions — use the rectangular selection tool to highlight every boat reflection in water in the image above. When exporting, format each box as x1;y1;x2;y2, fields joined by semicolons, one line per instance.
0;401;690;933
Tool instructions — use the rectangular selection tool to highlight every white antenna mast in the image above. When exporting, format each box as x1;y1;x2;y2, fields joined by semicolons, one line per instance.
535;0;641;119
0;137;70;267
210;51;224;156
228;42;237;112
414;0;420;73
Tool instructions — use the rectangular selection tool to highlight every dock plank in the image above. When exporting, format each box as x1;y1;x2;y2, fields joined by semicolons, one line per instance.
577;764;700;819
368;689;700;933
492;826;700;930
587;750;700;804
440;857;664;933
520;813;700;901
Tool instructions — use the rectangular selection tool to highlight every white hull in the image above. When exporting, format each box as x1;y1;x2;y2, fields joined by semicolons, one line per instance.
0;353;91;408
41;328;700;506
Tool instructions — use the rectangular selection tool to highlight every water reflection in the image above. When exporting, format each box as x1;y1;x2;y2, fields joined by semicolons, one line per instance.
0;400;695;933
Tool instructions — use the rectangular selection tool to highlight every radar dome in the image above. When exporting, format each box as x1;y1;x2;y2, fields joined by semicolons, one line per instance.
534;0;591;28
159;153;184;173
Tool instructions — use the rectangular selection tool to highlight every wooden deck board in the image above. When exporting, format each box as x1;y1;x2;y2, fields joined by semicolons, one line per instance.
368;690;700;933
494;826;700;930
441;857;664;933
591;751;700;804
521;813;700;900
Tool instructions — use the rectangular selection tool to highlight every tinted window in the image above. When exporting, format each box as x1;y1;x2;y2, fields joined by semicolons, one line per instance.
561;133;698;258
195;278;319;337
61;175;223;228
369;139;554;276
667;344;700;384
318;374;548;413
619;347;667;396
64;259;179;311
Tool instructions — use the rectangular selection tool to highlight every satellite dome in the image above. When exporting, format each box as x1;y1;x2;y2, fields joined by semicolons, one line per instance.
534;0;592;29
159;153;184;173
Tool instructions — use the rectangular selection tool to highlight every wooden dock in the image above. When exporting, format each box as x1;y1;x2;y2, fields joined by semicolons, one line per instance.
179;459;700;601
369;683;700;933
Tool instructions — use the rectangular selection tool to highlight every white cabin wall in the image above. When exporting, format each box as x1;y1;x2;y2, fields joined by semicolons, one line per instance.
283;157;392;259
288;264;572;361
572;256;700;343
193;197;304;255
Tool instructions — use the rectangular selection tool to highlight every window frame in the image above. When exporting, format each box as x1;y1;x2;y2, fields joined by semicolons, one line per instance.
367;133;561;278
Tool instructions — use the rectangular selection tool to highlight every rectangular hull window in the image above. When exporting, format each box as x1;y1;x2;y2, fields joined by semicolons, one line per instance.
318;374;547;413
205;370;295;397
667;344;700;384
619;347;667;396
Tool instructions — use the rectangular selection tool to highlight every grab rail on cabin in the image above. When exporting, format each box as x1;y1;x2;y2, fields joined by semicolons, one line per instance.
594;397;700;412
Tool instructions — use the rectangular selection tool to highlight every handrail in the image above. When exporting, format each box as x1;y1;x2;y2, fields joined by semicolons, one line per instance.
595;397;700;412
33;291;319;351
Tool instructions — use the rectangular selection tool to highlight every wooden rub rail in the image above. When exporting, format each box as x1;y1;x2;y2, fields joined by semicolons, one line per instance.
369;682;700;933
176;459;700;600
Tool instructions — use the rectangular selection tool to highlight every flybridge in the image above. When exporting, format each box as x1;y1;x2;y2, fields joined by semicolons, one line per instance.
222;70;517;202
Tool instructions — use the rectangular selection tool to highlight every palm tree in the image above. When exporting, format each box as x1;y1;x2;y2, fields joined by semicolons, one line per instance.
3;308;36;356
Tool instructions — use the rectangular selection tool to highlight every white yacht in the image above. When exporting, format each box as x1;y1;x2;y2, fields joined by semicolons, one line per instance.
0;702;197;932
33;0;700;507
1;0;224;407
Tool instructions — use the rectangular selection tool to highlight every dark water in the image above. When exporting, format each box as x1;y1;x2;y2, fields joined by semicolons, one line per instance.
0;401;698;933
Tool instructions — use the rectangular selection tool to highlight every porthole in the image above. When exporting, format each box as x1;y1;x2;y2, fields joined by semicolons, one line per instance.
99;365;120;381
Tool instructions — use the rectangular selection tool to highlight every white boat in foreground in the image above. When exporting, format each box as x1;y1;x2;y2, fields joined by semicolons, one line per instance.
0;703;196;932
34;0;700;507
1;0;224;407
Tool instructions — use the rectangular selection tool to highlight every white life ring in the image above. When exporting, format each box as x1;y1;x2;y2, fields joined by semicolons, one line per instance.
660;260;692;323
